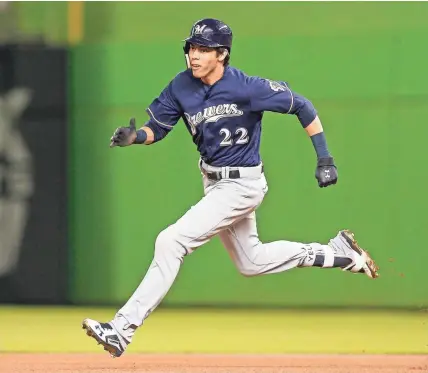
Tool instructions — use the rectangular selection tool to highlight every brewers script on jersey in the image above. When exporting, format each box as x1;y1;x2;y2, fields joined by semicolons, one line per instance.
82;18;379;358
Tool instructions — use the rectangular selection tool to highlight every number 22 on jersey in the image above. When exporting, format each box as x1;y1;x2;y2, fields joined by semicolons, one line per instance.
219;127;249;146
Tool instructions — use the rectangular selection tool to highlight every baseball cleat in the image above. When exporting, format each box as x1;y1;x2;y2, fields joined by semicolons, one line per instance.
82;318;125;358
329;230;379;279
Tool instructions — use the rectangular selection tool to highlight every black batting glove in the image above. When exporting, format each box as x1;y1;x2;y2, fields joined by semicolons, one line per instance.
315;156;338;188
110;118;137;147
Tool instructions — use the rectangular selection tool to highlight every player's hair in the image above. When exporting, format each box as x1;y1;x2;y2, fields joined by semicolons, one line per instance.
216;47;230;66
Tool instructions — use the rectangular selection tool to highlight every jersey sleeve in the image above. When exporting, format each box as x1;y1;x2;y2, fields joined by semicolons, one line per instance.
247;76;295;114
145;79;183;132
247;75;318;127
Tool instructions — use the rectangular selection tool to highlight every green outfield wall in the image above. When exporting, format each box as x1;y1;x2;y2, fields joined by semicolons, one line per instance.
64;2;428;307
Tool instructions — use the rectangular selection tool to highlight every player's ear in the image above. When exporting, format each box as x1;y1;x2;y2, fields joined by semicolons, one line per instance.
218;50;228;62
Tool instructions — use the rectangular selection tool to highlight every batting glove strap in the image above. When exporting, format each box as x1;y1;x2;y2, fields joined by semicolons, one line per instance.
317;156;335;167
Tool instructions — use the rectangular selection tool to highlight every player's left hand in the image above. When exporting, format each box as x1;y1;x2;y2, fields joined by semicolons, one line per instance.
315;156;338;188
110;118;137;147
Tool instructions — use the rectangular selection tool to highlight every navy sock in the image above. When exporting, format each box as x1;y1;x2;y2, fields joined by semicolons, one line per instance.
312;255;352;268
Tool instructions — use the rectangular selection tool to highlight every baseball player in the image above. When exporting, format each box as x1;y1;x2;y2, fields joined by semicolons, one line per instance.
82;18;379;358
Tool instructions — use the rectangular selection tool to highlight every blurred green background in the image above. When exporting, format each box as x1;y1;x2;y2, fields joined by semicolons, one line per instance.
3;2;428;310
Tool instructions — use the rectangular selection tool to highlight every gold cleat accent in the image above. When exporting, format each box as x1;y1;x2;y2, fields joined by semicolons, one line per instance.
341;230;379;279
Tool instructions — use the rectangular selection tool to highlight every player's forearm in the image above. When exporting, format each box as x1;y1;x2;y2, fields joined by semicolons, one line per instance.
142;127;154;144
134;123;169;145
134;126;154;145
304;116;323;136
305;116;332;159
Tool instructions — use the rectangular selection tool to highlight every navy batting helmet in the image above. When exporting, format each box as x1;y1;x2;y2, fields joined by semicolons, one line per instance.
183;18;233;67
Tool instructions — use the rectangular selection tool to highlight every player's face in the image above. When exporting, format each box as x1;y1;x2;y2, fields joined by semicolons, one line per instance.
188;44;223;80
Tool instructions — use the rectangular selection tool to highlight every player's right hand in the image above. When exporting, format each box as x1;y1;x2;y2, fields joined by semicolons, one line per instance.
110;118;137;147
315;156;338;188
